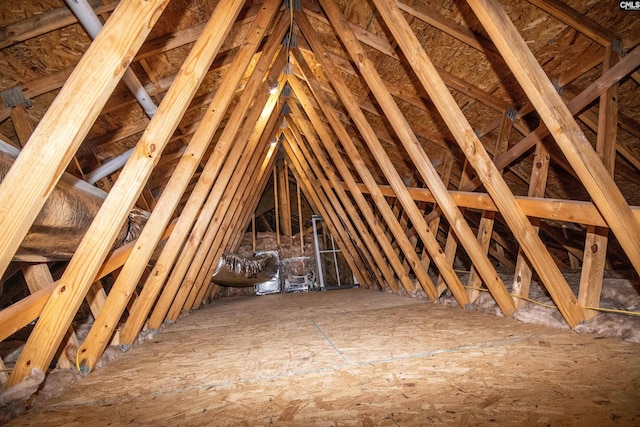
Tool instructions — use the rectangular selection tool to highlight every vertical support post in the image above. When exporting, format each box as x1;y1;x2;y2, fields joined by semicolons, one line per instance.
274;166;280;245
297;182;304;256
579;46;618;319
368;0;583;326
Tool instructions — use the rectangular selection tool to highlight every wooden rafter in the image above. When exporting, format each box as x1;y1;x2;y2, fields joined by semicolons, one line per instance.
468;0;640;276
288;79;407;292
75;0;284;373
370;0;585;327
316;0;516;314
7;0;245;386
285;112;386;288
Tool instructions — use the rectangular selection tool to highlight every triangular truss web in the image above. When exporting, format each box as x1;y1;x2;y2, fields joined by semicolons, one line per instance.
0;0;638;388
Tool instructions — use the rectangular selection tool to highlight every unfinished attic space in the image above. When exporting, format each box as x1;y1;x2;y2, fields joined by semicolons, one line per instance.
1;0;640;423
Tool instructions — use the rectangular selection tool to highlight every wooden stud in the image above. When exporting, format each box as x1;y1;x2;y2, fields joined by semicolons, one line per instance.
274;164;280;245
9;105;35;147
228;139;281;256
252;214;257;253
467;113;511;302
297;182;304;256
343;181;640;230
8;0;244;385
284;121;379;287
20;263;76;369
579;46;618;319
118;19;290;344
467;0;640;276
512;138;551;308
278;158;293;237
370;0;584;326
285;160;294;255
435;159;473;296
0;0;170;279
75;0;281;373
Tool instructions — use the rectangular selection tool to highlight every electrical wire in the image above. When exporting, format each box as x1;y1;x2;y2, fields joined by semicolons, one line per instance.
459;285;640;316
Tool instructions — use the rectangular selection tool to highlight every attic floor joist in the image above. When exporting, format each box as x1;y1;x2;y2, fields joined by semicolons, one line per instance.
1;0;639;397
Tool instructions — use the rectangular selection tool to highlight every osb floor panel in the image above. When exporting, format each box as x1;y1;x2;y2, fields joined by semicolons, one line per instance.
8;288;640;426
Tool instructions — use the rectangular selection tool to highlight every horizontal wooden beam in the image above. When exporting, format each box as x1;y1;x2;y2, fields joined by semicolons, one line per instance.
0;0;119;50
0;219;175;343
469;0;640;276
340;181;640;228
525;0;617;46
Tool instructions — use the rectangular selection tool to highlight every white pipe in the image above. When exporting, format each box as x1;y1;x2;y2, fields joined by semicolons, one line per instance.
64;0;158;119
84;147;134;184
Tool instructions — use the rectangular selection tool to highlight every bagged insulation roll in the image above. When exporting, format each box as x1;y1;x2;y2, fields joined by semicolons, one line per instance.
211;251;279;289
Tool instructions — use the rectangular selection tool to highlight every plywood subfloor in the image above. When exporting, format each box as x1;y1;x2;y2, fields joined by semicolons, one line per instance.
8;288;640;426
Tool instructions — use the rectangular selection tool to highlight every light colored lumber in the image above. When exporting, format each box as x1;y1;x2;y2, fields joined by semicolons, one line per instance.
371;0;584;326
435;159;474;296
121;39;287;340
288;77;406;292
297;182;304;256
467;113;511;302
468;0;640;277
178;108;283;313
342;182;640;228
9;105;35;147
0;0;170;278
75;0;281;374
12;98;78;370
315;1;516;313
274;164;280;245
512;140;550;308
7;0;244;386
579;48;618;320
0;284;54;343
277;158;293;237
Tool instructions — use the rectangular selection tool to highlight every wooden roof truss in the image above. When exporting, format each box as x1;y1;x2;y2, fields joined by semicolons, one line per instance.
0;0;638;387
